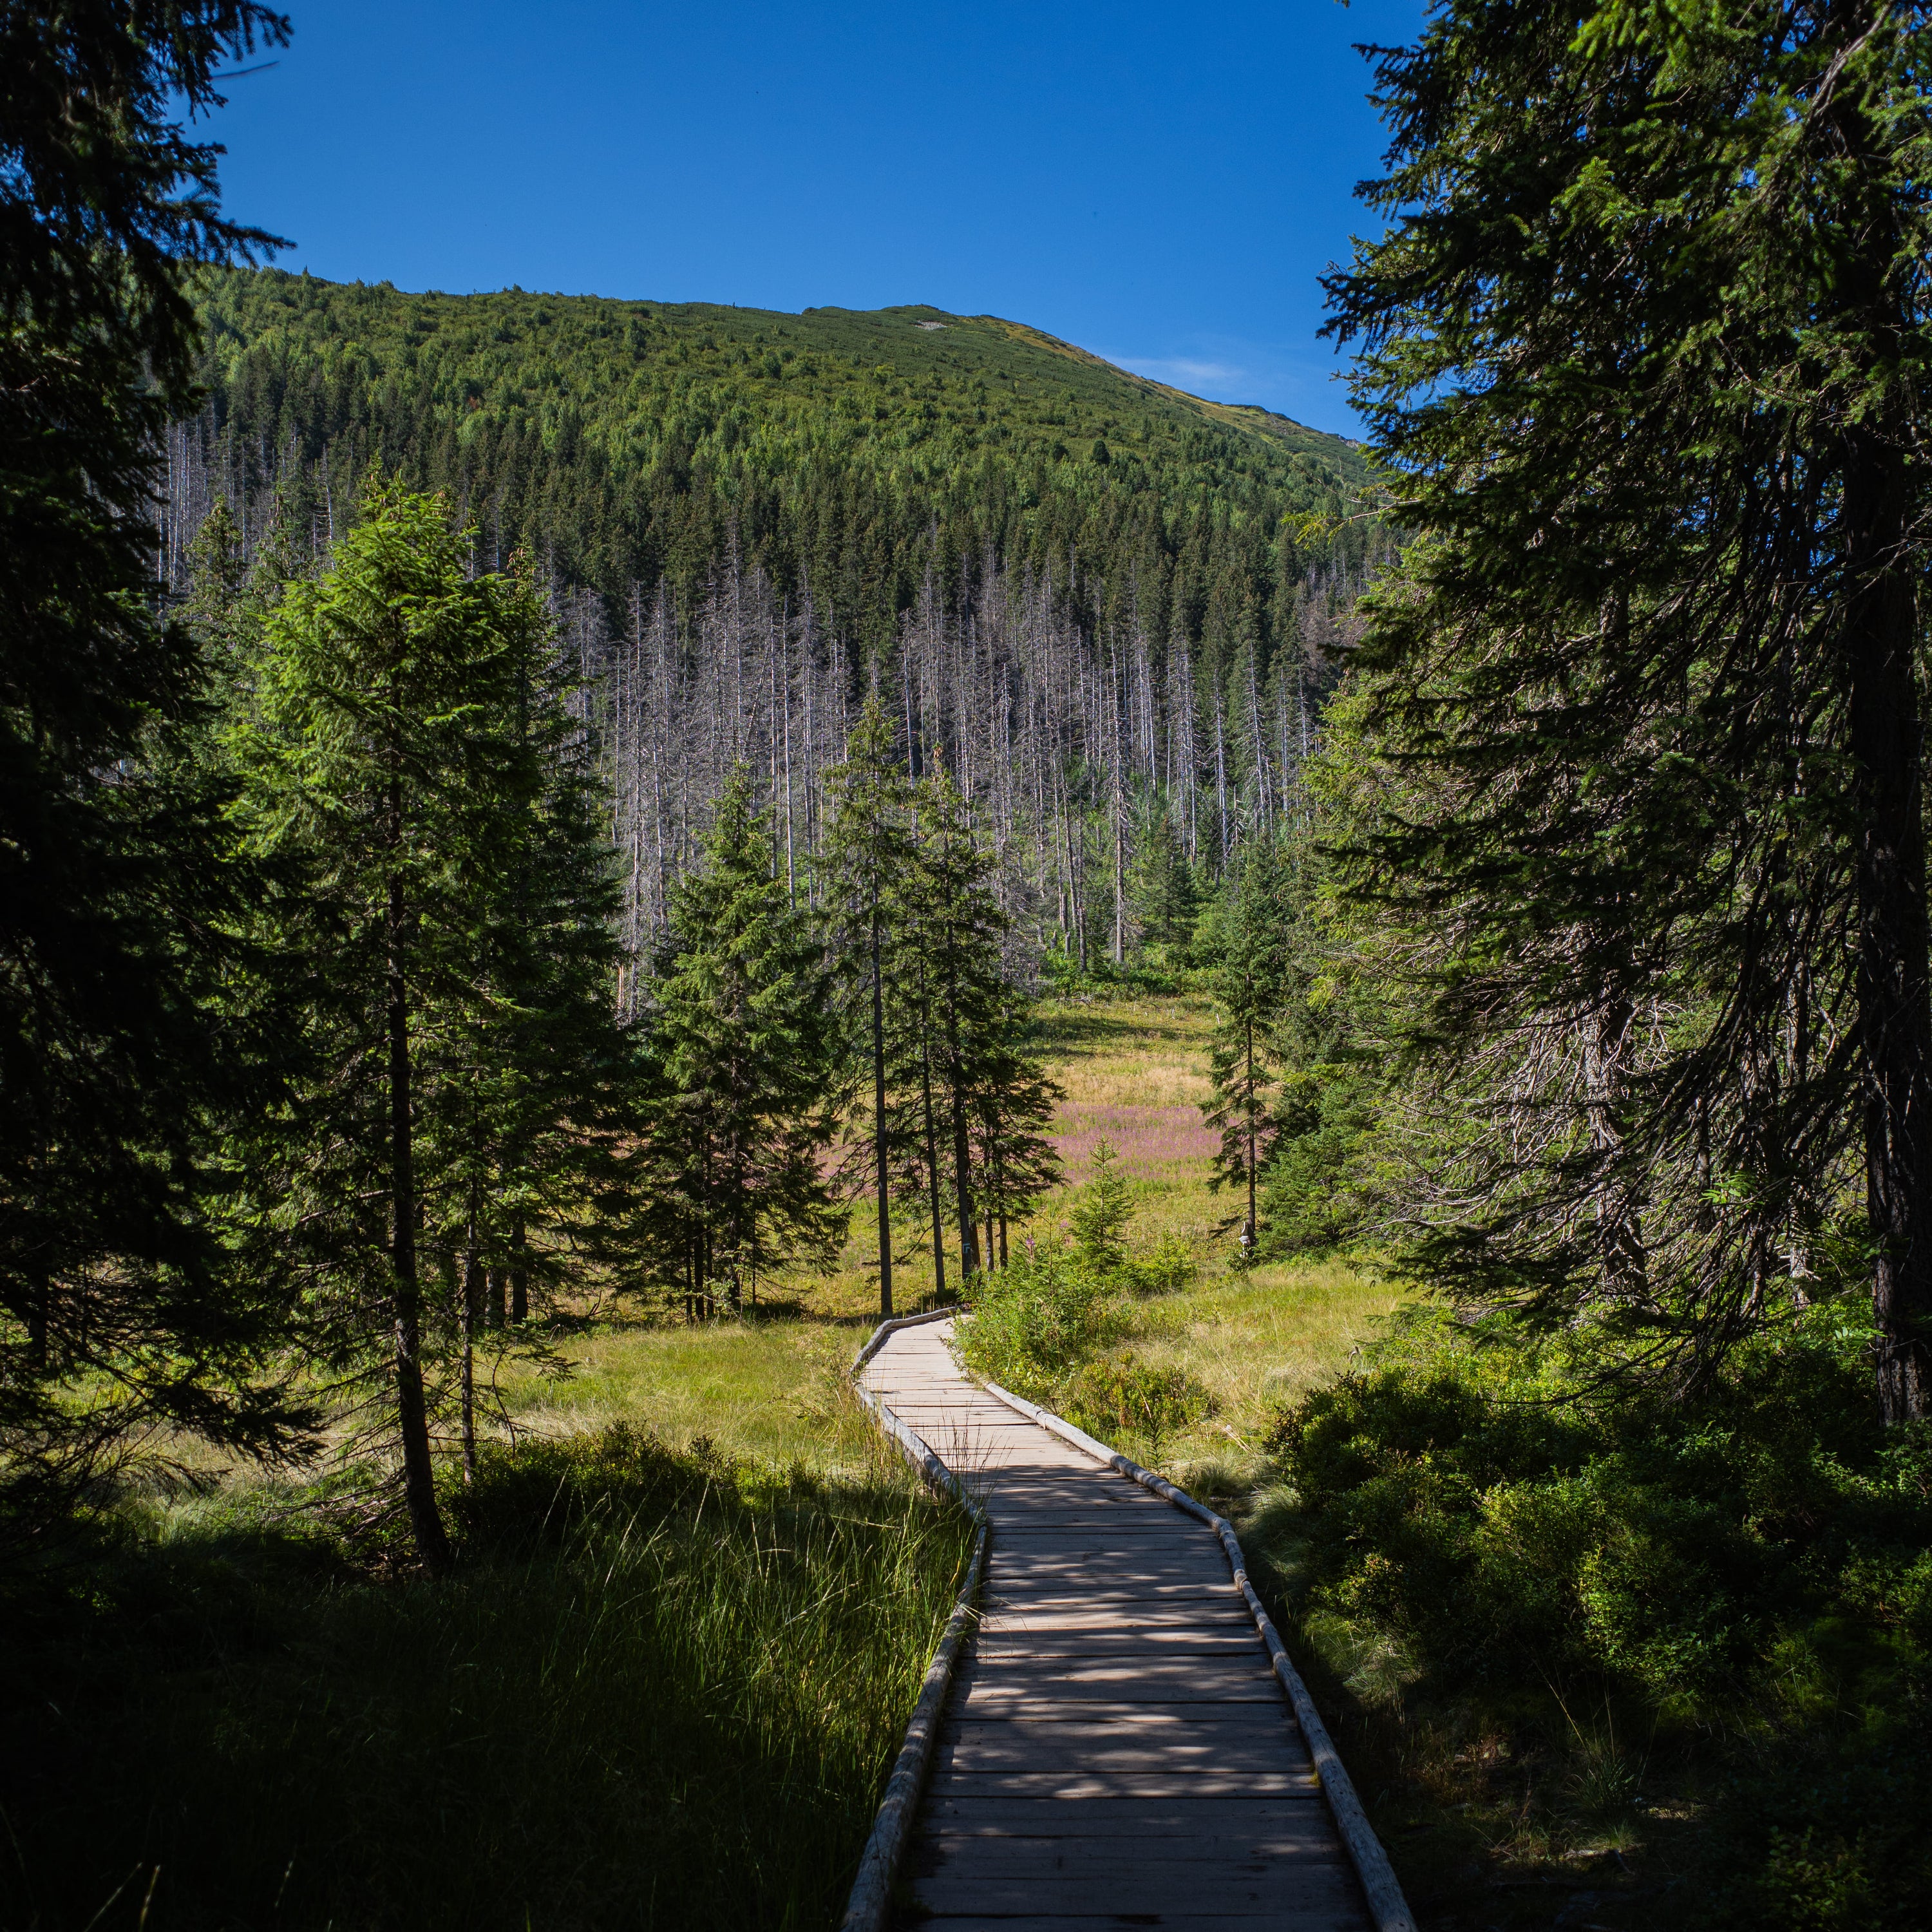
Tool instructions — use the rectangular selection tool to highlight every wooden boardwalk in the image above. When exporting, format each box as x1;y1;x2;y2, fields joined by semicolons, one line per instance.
861;1317;1370;1931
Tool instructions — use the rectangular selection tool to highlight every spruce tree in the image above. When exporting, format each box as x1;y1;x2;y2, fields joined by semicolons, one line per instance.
235;480;544;1570
1133;813;1200;958
911;766;1014;1284
1200;838;1293;1258
1070;1138;1132;1279
1324;0;1932;1414
414;559;633;1477
969;994;1065;1270
1;1;299;1521
820;698;917;1316
644;768;845;1307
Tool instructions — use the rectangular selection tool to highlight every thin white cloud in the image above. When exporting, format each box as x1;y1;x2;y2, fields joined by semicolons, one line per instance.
1114;355;1245;387
1086;334;1359;434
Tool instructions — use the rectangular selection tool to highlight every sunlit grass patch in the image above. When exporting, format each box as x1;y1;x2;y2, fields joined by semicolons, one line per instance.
488;1310;885;1474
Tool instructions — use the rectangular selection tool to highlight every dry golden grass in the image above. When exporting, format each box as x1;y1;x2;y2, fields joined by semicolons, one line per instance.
1130;1261;1410;1484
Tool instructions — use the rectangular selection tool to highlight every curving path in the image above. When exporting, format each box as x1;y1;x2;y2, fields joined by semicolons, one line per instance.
860;1316;1371;1931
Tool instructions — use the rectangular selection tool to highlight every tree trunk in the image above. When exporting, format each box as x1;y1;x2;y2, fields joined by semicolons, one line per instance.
1245;1014;1258;1256
26;1269;48;1374
460;1189;481;1484
872;907;893;1318
948;1037;980;1279
920;1032;946;1301
509;1214;527;1323
1587;992;1648;1302
1844;417;1932;1423
387;842;451;1571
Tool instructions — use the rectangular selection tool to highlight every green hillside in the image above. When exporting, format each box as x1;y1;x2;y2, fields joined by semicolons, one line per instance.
185;270;1374;646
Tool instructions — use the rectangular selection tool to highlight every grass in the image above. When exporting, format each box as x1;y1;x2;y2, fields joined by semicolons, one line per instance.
486;1310;879;1471
977;993;1406;1487
480;991;1403;1487
2;1428;970;1932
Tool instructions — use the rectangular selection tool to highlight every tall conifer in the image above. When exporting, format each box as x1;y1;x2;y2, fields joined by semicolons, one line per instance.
643;769;845;1306
820;699;916;1316
1;1;299;1520
1201;838;1293;1256
236;481;543;1569
896;766;1059;1285
1325;0;1932;1414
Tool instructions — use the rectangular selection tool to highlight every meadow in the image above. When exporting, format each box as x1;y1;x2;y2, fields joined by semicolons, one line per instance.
1;1425;969;1932
488;992;1406;1479
3;991;1405;1932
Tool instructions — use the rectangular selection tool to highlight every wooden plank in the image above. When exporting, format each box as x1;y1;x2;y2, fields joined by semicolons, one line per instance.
956;1679;1282;1705
917;1872;1363;1917
935;1738;1312;1777
949;1700;1293;1727
980;1612;1259;1636
921;1827;1345;1862
971;1633;1271;1658
954;1652;1276;1680
940;1712;1310;1746
987;1553;1232;1577
918;1914;1352;1931
922;1795;1331;1831
920;1844;1348;1875
929;1770;1320;1798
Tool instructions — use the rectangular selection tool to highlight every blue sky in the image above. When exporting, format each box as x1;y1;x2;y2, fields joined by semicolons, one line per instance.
208;1;1423;437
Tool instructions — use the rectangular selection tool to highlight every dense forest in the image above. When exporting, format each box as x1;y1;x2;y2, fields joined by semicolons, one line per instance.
169;269;1374;630
167;272;1388;962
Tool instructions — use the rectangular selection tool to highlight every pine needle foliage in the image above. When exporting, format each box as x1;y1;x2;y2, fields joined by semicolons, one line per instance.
819;697;920;1314
1323;0;1932;1414
0;1;301;1532
1200;835;1295;1256
639;768;848;1306
233;480;627;1566
186;270;1374;652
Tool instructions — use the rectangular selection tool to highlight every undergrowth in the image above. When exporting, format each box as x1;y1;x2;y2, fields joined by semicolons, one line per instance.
1240;1300;1932;1931
0;1425;970;1931
953;1138;1211;1458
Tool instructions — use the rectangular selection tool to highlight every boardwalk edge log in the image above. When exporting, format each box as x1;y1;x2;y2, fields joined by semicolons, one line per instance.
841;1311;988;1932
980;1375;1420;1932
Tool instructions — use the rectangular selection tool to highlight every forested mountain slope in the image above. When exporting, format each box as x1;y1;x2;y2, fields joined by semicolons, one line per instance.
171;271;1387;969
175;270;1373;647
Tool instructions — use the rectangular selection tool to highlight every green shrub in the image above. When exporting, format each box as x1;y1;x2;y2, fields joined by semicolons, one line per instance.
1124;1231;1200;1295
1063;1352;1211;1457
952;1247;1125;1402
1069;1137;1133;1274
1265;1305;1931;1705
1251;1305;1932;1924
955;1142;1199;1435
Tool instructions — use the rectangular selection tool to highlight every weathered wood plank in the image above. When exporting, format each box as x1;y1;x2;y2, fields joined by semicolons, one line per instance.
949;1700;1293;1727
922;1795;1331;1831
971;1632;1271;1658
917;1871;1364;1917
934;1737;1313;1777
918;1914;1352;1930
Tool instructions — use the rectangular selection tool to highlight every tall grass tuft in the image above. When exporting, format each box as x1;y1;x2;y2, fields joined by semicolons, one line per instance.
1;1425;971;1931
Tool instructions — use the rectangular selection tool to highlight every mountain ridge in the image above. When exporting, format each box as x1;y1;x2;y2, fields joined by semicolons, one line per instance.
176;269;1376;653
